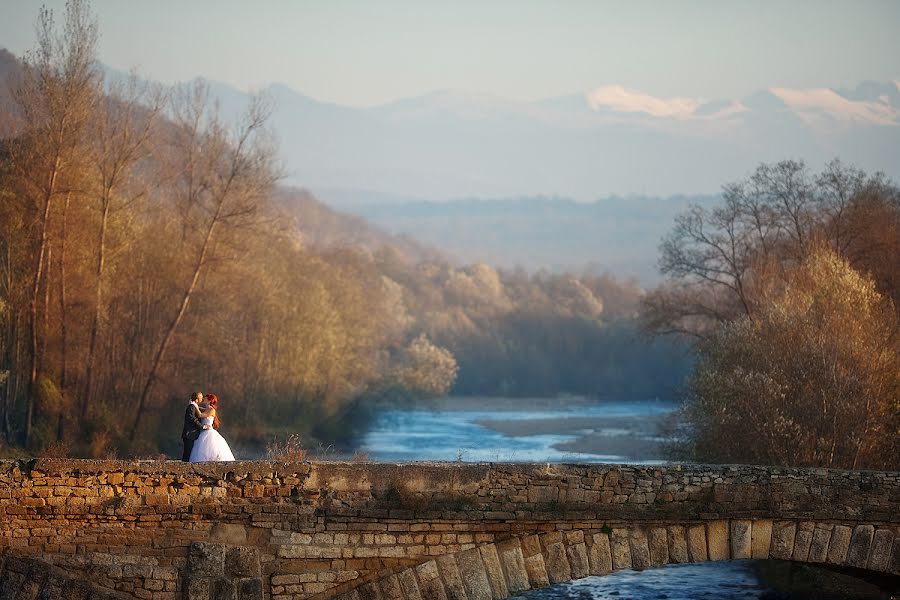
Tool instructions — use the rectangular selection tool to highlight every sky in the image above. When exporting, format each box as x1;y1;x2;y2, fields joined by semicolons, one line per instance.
1;0;900;107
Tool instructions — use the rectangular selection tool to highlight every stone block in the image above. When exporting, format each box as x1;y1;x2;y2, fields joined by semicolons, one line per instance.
566;543;590;580
211;523;248;545
667;526;688;564
415;560;440;583
358;583;384;600
523;554;550;589
398;568;423;600
496;539;530;593
648;528;669;566
189;542;226;577
846;525;874;569
435;555;468;600
809;524;833;563
519;535;541;558
707;520;729;561
730;520;752;560
238;577;263;600
792;522;814;561
826;525;852;565
226;547;260;577
185;577;211;600
686;524;707;562
588;533;613;574
479;545;508;599
379;574;404;600
212;577;236;600
527;486;558;504
891;538;900;575
544;542;572;584
629;529;651;570
457;548;492;600
418;574;448;600
867;529;894;572
610;528;632;570
770;521;796;560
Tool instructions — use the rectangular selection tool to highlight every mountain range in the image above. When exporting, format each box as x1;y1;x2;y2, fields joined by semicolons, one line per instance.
198;76;900;201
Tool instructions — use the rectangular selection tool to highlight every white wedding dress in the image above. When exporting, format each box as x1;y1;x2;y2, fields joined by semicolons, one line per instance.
189;416;235;462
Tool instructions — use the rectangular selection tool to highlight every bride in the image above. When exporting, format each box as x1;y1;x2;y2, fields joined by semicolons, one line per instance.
189;393;235;462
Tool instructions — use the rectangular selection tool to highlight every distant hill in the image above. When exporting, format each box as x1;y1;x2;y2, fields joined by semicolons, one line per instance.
313;191;721;284
275;187;447;264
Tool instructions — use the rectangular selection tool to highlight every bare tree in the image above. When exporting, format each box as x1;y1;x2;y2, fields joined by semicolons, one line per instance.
4;0;100;445
130;83;279;437
81;76;164;420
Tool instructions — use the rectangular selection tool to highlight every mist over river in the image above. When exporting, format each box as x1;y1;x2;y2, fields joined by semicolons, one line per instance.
357;397;894;600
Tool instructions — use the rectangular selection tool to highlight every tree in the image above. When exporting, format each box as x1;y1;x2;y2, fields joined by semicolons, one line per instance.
3;0;100;445
676;245;899;469
129;83;279;437
644;159;899;337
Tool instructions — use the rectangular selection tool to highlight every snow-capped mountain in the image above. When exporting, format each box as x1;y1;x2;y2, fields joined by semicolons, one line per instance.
234;79;898;199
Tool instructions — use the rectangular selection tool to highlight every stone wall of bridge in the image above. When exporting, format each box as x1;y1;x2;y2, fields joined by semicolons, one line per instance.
0;459;898;599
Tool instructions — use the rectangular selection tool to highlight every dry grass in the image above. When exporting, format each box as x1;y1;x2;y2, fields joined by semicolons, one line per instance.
265;434;307;461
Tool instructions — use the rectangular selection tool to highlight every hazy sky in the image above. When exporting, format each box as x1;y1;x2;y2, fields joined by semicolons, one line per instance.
2;1;899;107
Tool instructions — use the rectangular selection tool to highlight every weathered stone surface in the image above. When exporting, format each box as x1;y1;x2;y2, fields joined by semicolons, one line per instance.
846;525;874;569
358;582;384;600
648;527;669;566
770;521;796;560
867;529;894;572
809;523;834;563
588;533;613;575
707;520;729;561
611;528;632;570
544;542;572;584
629;529;651;570
687;524;708;562
792;522;815;562
226;547;260;577
751;519;773;559
520;535;542;558
827;525;852;565
398;568;423;600
566;543;590;580
379;574;404;600
479;544;509;599
457;548;492;600
496;539;530;594
523;554;550;589
212;576;236;600
417;562;448;600
891;537;900;575
436;555;468;600
190;542;226;578
237;577;263;600
667;526;688;564
730;520;752;560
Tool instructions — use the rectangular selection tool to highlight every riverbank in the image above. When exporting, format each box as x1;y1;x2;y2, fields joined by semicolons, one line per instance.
475;410;672;462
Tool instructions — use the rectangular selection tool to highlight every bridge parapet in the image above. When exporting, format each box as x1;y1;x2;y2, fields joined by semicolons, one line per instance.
0;459;897;599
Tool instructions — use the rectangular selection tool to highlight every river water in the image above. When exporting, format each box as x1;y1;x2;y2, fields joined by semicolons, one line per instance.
358;399;892;599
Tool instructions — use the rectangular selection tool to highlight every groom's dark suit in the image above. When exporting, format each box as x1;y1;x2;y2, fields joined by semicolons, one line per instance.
181;401;204;461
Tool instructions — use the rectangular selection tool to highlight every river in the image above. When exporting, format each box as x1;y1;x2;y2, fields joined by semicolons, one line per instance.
357;398;893;599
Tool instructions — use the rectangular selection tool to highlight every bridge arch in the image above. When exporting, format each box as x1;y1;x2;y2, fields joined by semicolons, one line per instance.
332;521;899;600
0;459;898;599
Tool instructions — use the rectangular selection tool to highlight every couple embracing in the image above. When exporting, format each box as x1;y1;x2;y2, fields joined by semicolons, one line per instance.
181;391;235;462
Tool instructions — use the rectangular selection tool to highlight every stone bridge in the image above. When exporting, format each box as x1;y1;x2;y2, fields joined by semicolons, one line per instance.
0;459;898;600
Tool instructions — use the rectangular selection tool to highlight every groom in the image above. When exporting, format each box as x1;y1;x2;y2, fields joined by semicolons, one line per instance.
181;391;210;461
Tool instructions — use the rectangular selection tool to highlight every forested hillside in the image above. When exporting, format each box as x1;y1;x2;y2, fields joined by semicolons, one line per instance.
0;10;689;459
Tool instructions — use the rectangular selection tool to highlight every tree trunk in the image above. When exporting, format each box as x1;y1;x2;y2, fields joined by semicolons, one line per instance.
59;192;70;392
130;210;222;438
82;196;110;420
26;157;60;446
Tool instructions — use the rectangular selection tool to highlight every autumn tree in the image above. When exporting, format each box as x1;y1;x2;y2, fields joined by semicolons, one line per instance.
2;0;100;445
130;83;279;437
676;245;899;469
